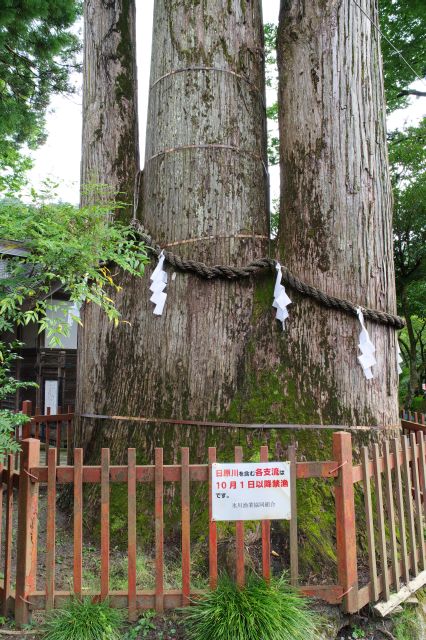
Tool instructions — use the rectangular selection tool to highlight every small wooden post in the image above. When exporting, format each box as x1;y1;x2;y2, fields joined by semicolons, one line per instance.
15;438;40;627
260;445;271;583
100;448;110;600
21;401;32;440
181;447;191;605
235;446;245;588
73;449;83;597
208;447;218;589
128;449;137;621
155;448;164;612
288;444;298;586
333;432;358;613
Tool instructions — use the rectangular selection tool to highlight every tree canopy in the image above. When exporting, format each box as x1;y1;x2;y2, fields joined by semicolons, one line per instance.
0;0;81;193
380;0;426;111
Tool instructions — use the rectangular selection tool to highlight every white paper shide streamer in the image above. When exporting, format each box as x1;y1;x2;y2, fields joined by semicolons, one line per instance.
356;307;376;380
397;343;403;375
150;250;167;316
273;262;292;330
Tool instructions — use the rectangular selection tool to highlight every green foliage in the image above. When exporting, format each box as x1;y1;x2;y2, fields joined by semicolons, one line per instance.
390;118;426;406
393;604;424;640
183;574;320;640
124;611;156;640
0;184;149;338
379;0;426;112
264;23;278;91
42;597;123;640
0;1;82;193
0;340;35;456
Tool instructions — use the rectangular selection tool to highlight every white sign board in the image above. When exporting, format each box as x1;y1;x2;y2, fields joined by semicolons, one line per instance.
212;462;291;521
44;380;58;415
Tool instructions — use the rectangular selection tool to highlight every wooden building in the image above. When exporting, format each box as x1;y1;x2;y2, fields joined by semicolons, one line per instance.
1;240;77;412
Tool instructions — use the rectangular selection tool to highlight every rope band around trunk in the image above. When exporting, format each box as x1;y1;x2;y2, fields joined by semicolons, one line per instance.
130;219;405;330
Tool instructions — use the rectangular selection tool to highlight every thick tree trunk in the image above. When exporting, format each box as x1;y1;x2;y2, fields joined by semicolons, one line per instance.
80;0;139;216
75;0;270;467
75;0;140;462
276;0;399;428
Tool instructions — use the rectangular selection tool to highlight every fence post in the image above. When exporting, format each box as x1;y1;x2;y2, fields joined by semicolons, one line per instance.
333;431;358;613
21;401;32;439
15;438;40;628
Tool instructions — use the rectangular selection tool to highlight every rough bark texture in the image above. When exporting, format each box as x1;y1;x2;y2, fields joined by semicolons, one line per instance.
276;0;399;428
80;0;139;216
75;0;140;462
75;0;271;467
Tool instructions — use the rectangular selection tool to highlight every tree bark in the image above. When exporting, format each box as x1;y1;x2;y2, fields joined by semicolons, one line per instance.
75;0;270;466
80;0;139;217
276;0;399;428
75;0;140;464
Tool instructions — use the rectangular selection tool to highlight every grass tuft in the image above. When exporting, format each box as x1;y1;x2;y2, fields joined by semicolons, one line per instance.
42;597;123;640
183;573;320;640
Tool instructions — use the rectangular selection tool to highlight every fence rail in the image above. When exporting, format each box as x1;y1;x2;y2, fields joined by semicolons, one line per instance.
1;433;355;626
1;406;426;626
19;401;73;465
400;409;426;439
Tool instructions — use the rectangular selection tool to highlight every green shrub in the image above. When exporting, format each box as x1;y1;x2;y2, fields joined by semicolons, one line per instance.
393;605;423;640
43;597;123;640
183;573;320;640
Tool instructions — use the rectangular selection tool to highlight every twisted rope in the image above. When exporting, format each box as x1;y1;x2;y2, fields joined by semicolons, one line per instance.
131;220;405;329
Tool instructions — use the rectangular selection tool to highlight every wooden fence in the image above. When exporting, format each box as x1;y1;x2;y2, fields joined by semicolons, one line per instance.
353;432;426;615
2;433;353;626
1;408;426;626
19;400;73;465
401;409;426;439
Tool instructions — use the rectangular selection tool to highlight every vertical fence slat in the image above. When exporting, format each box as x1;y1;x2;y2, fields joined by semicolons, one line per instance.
66;418;71;451
373;443;390;602
46;448;57;610
402;435;418;576
181;448;191;605
235;446;245;588
362;446;378;601
21;401;32;439
101;448;110;600
73;448;83;597
333;432;358;613
383;440;399;590
46;407;51;455
392;438;410;585
15;438;40;627
260;445;270;582
56;410;62;466
128;448;137;621
288;444;298;587
418;433;426;526
208;447;217;590
410;434;425;571
155;448;164;612
35;406;40;440
3;455;14;616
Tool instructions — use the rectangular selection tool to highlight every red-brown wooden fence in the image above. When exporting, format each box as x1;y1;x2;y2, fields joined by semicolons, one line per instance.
1;406;426;627
1;433;353;626
18;401;73;465
401;409;426;439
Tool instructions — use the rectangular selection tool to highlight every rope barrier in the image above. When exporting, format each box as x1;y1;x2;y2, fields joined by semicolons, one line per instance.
130;220;405;329
79;413;385;431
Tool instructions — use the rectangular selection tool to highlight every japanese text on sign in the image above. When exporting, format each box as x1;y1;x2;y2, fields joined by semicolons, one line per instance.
212;462;291;521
